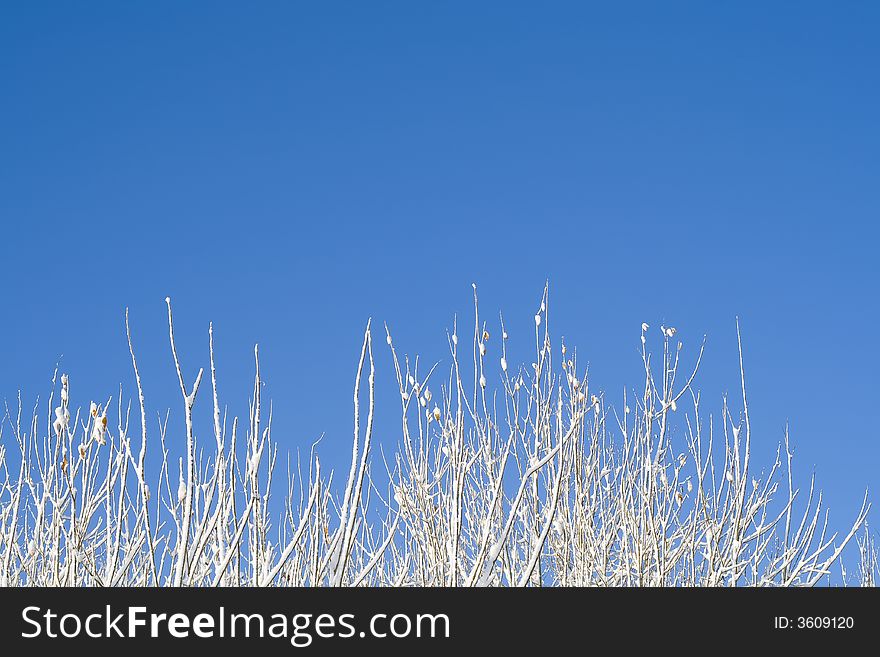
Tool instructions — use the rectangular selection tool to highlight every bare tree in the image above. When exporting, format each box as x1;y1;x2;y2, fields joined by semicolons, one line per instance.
0;288;870;586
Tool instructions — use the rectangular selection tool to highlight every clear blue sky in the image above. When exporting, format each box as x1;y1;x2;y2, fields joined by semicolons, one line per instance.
2;2;878;546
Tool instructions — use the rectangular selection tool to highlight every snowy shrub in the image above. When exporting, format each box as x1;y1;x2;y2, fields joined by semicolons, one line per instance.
0;288;873;586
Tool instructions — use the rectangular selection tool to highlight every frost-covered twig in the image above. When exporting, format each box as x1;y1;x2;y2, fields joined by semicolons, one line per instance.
0;288;870;587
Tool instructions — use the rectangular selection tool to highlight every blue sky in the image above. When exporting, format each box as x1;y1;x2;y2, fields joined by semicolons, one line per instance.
2;2;878;550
